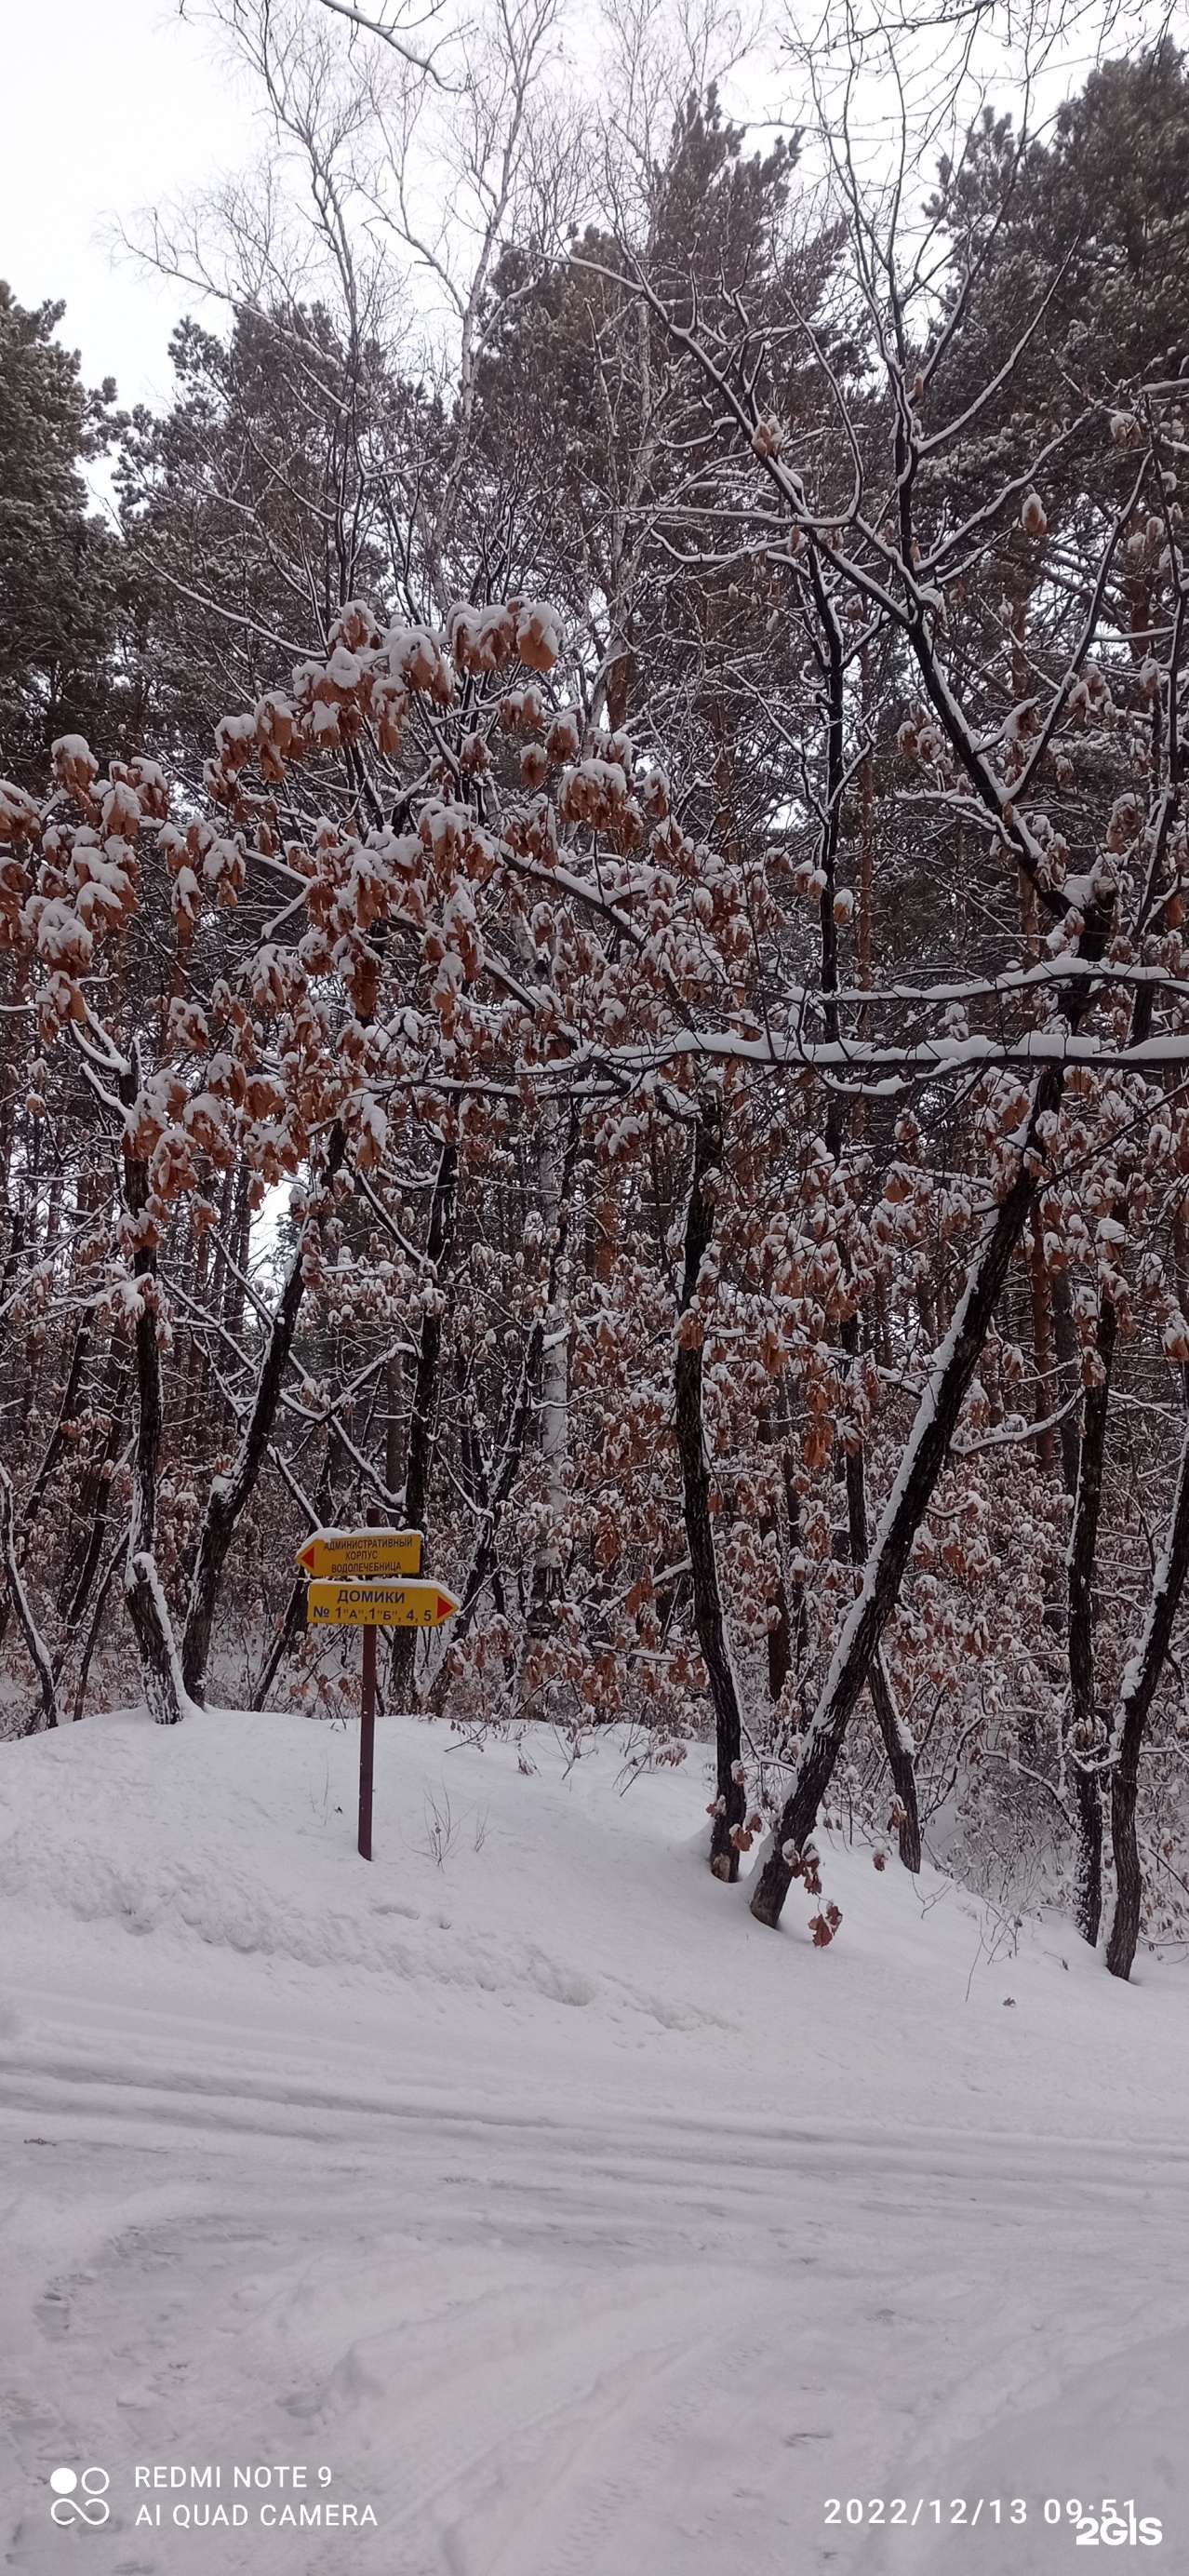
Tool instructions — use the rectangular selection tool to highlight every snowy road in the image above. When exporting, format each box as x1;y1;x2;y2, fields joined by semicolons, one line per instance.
2;1711;1188;2571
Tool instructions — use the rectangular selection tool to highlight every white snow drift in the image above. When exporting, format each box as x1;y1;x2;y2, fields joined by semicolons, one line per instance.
2;1706;1188;2571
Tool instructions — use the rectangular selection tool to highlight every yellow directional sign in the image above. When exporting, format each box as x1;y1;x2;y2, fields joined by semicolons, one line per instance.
296;1526;422;1580
306;1579;460;1629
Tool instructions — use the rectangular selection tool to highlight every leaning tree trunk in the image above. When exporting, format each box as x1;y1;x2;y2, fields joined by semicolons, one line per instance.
749;1067;1063;1928
812;584;922;1872
842;1321;922;1872
1105;1415;1189;1979
675;1101;747;1881
180;1125;346;1704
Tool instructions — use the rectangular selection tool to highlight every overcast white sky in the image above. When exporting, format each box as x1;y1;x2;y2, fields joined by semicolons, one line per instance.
2;0;256;414
1;0;1140;442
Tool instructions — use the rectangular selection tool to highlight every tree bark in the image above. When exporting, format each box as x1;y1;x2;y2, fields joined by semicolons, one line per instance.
1049;1267;1083;1496
0;1462;60;1731
121;1062;188;1726
18;1318;91;1562
750;1067;1063;1927
59;1363;127;1631
252;1438;341;1711
1065;1294;1116;1943
783;1459;810;1698
1030;1237;1059;1471
180;1125;346;1703
425;1342;541;1711
842;1319;922;1871
527;1107;580;1638
761;1496;793;1701
675;1102;747;1879
391;1138;457;1704
1105;1415;1189;1979
869;1654;922;1872
72;1530;127;1720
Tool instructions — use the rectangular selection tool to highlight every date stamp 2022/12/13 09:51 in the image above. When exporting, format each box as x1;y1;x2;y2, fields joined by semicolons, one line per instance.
823;2497;1163;2546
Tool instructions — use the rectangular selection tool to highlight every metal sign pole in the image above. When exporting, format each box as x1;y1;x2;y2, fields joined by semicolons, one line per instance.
358;1623;377;1861
295;1506;457;1861
357;1503;384;1861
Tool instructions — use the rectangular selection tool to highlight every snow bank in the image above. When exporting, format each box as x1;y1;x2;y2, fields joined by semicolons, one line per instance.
3;1711;1188;2576
0;1705;1184;2141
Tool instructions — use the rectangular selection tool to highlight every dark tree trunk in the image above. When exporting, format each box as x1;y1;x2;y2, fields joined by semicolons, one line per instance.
783;1462;810;1694
223;1162;253;1336
125;1292;182;1722
180;1126;346;1703
391;1139;457;1706
425;1344;540;1711
1106;1417;1189;1979
843;1319;922;1872
870;1656;922;1872
252;1574;310;1711
111;1053;187;1725
0;1313;90;1653
426;1124;580;1716
750;1068;1063;1928
252;1439;341;1711
0;1463;60;1731
72;1531;126;1720
1030;1238;1059;1470
675;1103;747;1880
1049;1267;1083;1496
18;1318;91;1562
59;1369;127;1630
761;1500;793;1701
1065;1295;1116;1944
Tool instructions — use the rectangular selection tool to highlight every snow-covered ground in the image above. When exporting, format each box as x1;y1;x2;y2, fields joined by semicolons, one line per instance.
1;1706;1187;2571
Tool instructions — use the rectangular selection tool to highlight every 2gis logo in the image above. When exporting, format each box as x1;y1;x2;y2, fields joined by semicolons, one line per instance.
48;2466;110;2527
1066;2496;1163;2547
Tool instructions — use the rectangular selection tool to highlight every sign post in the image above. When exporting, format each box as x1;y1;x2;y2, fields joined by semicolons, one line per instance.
358;1624;377;1861
295;1517;459;1860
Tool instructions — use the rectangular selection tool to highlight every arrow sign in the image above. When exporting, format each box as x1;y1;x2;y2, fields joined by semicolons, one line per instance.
306;1579;460;1629
296;1525;422;1580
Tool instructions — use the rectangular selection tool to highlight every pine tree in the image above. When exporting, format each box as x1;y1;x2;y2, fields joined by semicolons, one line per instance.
0;284;124;785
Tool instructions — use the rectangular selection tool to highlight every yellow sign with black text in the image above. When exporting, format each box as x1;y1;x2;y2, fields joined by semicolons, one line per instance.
306;1579;460;1629
296;1527;422;1580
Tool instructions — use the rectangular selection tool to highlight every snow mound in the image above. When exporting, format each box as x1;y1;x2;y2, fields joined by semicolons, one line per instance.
0;1702;1185;2140
4;1709;1189;2575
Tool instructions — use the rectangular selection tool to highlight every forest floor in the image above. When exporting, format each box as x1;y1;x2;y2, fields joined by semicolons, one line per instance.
1;1704;1187;2573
